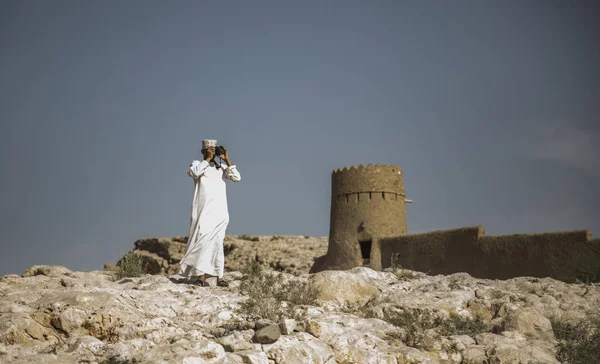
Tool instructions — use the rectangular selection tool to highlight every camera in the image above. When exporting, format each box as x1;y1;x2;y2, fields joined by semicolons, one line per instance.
215;146;226;157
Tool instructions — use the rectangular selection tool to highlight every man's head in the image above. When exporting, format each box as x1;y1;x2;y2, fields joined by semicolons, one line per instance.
201;139;217;160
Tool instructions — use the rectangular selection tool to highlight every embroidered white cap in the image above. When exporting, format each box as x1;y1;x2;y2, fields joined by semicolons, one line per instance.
202;139;217;149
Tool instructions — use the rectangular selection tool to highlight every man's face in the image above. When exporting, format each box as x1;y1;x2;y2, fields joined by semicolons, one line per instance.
202;147;216;159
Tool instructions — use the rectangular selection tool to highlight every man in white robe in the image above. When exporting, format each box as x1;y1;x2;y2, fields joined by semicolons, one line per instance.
178;139;241;287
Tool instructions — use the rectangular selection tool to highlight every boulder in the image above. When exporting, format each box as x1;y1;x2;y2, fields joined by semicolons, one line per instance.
253;324;281;344
217;330;256;352
503;308;555;341
309;270;380;306
279;319;297;335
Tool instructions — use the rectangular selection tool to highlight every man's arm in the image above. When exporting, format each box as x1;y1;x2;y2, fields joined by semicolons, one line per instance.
219;148;241;182
223;164;241;182
188;160;210;179
189;148;215;179
222;158;241;182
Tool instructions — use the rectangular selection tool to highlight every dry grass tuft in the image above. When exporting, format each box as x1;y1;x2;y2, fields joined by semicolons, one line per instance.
114;252;150;280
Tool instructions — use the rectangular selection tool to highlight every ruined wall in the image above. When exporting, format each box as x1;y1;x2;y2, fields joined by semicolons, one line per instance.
310;164;408;273
473;230;599;282
379;226;484;274
379;227;600;282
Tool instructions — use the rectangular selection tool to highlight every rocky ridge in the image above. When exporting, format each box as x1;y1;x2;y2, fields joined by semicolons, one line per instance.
2;263;599;363
105;235;328;277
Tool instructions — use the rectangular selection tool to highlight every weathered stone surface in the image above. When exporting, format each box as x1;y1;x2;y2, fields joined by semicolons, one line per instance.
474;333;559;364
263;333;335;363
466;300;494;321
237;350;269;364
0;314;59;348
3;353;79;364
462;345;488;364
65;335;105;355
305;320;322;338
0;264;598;363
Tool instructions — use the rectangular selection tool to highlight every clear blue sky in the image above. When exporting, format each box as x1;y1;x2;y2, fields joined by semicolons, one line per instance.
1;1;598;276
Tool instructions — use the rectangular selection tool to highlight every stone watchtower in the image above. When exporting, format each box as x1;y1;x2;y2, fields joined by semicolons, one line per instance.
310;164;411;273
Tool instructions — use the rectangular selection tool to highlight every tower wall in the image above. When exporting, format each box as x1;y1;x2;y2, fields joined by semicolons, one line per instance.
319;164;408;271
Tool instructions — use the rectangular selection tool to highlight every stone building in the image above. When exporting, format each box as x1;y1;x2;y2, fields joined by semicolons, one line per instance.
310;164;412;273
310;164;600;283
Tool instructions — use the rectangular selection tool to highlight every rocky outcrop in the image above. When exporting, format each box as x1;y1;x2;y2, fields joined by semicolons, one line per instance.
107;235;328;276
1;264;599;363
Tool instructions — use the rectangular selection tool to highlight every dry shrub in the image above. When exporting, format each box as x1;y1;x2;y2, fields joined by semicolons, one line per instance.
381;308;490;348
550;310;600;364
437;312;488;336
571;261;600;284
236;261;317;322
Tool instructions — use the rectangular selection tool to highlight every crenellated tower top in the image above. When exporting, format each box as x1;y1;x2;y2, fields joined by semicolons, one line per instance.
332;164;405;199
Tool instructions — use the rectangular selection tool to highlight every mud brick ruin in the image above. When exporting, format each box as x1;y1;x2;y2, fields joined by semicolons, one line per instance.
311;164;600;282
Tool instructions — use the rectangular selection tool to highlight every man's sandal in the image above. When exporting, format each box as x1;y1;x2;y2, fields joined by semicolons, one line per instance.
216;279;229;287
194;279;210;287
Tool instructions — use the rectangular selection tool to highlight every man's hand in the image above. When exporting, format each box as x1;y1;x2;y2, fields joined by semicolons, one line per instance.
204;147;215;161
217;147;228;159
219;147;233;166
218;147;228;160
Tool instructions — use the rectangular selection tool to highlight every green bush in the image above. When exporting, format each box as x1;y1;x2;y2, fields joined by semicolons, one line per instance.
550;311;600;364
236;261;317;322
114;252;148;280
